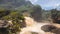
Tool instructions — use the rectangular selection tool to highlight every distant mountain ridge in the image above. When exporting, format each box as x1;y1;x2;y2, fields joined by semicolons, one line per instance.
0;0;33;10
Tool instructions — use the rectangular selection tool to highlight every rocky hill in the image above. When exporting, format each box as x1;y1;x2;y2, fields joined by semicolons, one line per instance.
0;0;33;10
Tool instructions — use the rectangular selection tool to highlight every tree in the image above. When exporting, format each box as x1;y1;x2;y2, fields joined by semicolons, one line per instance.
31;5;42;22
51;9;60;23
0;8;10;19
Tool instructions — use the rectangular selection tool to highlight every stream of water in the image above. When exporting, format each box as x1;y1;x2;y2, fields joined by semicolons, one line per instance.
20;16;53;34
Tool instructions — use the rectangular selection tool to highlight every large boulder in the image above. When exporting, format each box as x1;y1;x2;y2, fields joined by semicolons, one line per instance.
41;25;56;32
51;28;60;34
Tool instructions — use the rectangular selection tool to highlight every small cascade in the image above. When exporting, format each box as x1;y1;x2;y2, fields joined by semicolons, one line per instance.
20;16;55;34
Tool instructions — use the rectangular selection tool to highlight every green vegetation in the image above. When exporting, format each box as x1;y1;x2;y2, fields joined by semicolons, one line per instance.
0;0;60;34
0;8;25;34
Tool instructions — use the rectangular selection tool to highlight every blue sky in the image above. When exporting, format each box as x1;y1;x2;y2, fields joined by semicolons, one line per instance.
29;0;60;10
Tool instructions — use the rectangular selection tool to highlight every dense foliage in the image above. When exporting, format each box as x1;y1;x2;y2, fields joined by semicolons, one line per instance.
0;8;25;34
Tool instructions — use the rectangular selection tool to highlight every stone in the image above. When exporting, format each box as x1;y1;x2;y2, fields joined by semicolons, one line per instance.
41;25;56;32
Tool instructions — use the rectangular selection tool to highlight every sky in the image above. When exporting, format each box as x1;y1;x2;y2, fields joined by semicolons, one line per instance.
29;0;60;10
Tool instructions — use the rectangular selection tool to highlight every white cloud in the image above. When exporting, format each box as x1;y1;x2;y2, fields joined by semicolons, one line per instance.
38;0;60;9
29;0;38;4
29;0;60;9
43;3;60;9
44;4;60;7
